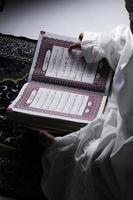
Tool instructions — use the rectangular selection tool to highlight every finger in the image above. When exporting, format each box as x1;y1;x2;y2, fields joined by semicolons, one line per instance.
39;129;55;143
68;42;81;52
79;33;84;41
39;129;54;139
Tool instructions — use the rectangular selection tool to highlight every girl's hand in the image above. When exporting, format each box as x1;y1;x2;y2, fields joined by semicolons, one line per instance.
68;32;84;52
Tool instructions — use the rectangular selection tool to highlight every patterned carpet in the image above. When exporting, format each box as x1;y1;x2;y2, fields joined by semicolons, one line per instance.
0;33;47;199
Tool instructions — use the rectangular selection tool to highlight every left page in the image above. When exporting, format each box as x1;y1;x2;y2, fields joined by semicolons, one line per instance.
7;82;106;127
29;31;112;94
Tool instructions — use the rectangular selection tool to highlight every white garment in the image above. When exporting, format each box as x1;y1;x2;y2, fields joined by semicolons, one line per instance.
41;25;133;200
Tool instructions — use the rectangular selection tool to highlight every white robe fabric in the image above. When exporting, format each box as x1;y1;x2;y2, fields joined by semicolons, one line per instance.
41;25;133;200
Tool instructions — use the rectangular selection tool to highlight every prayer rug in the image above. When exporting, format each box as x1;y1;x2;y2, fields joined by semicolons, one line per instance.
0;33;47;199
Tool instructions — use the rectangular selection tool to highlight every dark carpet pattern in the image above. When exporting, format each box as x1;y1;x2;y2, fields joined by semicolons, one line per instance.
0;33;46;199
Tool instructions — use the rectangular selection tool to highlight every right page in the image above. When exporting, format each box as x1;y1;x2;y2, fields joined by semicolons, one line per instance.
29;31;113;94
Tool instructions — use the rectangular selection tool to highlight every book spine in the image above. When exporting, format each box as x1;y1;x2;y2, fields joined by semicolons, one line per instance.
39;76;105;93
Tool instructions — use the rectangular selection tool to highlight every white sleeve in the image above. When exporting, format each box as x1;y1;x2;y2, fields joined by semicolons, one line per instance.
81;25;129;71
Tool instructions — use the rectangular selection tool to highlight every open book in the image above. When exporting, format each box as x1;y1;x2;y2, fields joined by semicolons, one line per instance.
7;31;113;133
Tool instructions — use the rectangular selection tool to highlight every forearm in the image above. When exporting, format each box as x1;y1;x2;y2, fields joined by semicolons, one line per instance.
81;25;128;71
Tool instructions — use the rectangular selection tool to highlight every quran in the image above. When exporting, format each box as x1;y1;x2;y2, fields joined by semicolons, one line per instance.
7;31;113;133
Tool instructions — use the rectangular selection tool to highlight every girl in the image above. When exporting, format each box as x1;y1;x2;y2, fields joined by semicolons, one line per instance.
40;0;133;199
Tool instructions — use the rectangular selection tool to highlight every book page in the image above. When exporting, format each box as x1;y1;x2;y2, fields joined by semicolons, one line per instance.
29;32;112;93
8;83;106;123
29;88;88;116
45;46;98;84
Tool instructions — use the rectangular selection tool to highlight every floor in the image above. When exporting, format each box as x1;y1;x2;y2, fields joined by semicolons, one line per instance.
0;0;129;199
0;0;128;40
